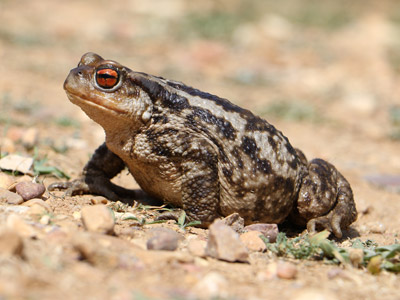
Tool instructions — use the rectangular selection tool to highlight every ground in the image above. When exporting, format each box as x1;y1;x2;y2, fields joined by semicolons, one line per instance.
1;0;400;299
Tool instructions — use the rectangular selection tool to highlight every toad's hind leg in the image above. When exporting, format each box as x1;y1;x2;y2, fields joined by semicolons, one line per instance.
291;158;357;238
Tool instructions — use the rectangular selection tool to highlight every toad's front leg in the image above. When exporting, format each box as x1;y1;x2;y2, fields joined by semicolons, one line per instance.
291;158;357;238
48;142;138;203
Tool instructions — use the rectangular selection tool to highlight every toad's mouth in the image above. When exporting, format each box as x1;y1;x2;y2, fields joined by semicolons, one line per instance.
65;91;128;115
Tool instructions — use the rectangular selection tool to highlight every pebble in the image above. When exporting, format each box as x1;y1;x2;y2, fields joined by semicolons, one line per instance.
28;203;49;216
327;268;350;280
72;211;81;219
7;175;33;191
22;198;52;212
193;272;228;299
6;214;37;238
0;173;15;189
369;222;386;234
3;205;30;214
0;229;24;258
240;231;267;252
15;181;46;201
222;213;244;233
81;205;115;235
0;188;24;205
276;261;297;279
349;248;364;268
71;232;119;267
244;223;279;242
6;127;24;142
187;239;207;257
118;227;137;238
256;263;278;281
206;220;249;262
0;137;16;153
146;228;180;251
90;196;109;205
39;214;51;225
21;128;39;150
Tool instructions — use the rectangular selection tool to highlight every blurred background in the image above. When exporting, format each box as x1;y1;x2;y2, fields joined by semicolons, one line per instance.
1;0;400;191
1;1;400;297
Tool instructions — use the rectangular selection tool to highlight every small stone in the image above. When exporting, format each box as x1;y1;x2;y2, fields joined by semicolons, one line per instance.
15;181;46;201
6;127;24;142
45;229;69;245
0;188;24;204
276;261;297;279
0;137;16;153
244;223;279;242
4;205;30;214
71;232;119;267
147;228;180;251
21;128;39;150
54;219;79;231
257;263;278;281
327;268;348;280
72;211;81;219
206;220;249;262
118;227;137;238
6;214;37;238
39;214;51;225
0;229;24;258
188;239;207;257
240;231;267;252
16;175;34;184
349;248;364;268
0;173;15;189
193;272;228;299
0;154;34;175
222;213;244;233
28;203;48;216
81;205;115;235
8;175;33;192
22;198;52;212
369;222;386;234
90;196;109;205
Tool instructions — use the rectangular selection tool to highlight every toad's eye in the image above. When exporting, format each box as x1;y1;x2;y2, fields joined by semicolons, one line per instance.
96;68;119;89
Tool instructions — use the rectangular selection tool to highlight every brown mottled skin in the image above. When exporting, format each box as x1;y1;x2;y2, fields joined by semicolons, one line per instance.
49;53;357;238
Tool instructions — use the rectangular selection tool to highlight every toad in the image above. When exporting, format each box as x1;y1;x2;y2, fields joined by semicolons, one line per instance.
49;53;357;238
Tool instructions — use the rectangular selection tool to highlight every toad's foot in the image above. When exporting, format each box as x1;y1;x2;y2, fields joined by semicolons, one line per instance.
156;209;206;228
306;207;349;239
48;177;138;204
48;179;90;197
291;158;357;238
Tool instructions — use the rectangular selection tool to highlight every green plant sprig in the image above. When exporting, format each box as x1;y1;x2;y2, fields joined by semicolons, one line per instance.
262;231;400;274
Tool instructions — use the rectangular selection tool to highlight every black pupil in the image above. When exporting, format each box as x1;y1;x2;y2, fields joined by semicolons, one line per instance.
98;73;116;80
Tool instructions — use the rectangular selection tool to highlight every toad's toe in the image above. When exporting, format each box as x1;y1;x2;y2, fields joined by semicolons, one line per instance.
307;211;343;238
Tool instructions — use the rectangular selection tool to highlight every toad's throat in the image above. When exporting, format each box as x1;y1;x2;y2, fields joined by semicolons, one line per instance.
66;91;127;115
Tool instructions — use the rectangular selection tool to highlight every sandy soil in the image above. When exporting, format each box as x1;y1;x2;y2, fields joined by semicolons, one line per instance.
1;0;400;299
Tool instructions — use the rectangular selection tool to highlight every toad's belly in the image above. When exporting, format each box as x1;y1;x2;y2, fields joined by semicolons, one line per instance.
126;159;183;207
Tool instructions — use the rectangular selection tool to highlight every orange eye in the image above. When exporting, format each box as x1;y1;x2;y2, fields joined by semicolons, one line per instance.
96;68;119;89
